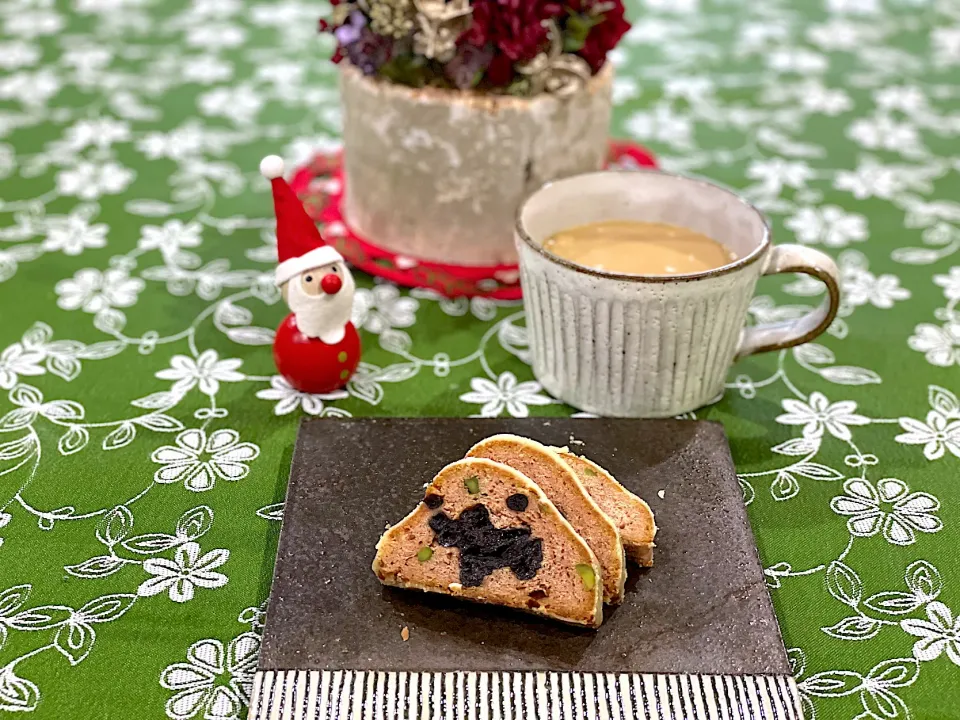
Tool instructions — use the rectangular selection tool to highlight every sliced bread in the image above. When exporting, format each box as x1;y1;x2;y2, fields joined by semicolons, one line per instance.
556;451;657;566
373;457;603;628
466;435;627;605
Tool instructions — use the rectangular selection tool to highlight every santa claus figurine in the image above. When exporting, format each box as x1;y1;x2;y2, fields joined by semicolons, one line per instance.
260;154;361;394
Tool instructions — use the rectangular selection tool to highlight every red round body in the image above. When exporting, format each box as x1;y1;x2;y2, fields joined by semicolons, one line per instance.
273;314;361;394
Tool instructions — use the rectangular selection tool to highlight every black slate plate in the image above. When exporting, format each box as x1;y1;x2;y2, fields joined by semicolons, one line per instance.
251;418;802;720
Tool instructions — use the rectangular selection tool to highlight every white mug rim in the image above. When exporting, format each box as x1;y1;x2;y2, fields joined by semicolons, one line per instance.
515;168;772;284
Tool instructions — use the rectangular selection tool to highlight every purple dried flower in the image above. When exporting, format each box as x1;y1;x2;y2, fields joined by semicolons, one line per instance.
335;10;367;46
445;43;494;89
345;26;393;75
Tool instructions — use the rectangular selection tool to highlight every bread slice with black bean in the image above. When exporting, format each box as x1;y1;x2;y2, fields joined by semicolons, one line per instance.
466;435;627;605
556;450;657;567
373;458;604;628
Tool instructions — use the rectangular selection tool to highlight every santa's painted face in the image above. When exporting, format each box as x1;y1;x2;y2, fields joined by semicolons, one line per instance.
299;264;344;296
282;260;355;343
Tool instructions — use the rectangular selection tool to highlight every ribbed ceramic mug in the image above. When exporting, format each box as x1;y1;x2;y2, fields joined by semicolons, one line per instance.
515;170;842;418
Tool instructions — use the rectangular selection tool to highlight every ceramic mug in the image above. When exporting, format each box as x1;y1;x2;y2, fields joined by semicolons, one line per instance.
515;170;841;418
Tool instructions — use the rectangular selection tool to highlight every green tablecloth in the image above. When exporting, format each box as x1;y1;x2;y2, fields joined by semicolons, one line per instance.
2;0;959;718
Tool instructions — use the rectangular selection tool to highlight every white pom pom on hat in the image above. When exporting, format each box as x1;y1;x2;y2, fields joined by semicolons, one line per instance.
260;155;285;180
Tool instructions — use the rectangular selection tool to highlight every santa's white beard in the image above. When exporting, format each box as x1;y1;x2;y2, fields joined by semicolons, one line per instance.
286;272;355;344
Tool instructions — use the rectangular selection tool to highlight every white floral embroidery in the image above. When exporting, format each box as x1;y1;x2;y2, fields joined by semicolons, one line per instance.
875;85;928;114
151;428;260;492
459;372;553;418
138;220;203;255
160;634;259;720
0;40;40;70
901;602;960;666
136;121;230;161
352;284;419;335
831;478;942;545
55;268;144;314
3;10;64;39
612;75;640;104
237;603;267;632
826;0;879;14
908;322;960;367
138;541;229;602
784;206;867;248
746;157;813;193
255;375;347;416
185;23;246;50
155;350;243;396
55;160;135;200
42;211;109;256
847;115;924;157
798;81;852;114
0;343;44;390
933;267;960;301
843;270;911;309
931;26;960;68
58;117;131;151
834;156;938;200
180;54;234;84
0;68;60;106
624;103;694;149
776;391;870;441
806;19;875;52
896;412;960;460
197;84;262;124
767;48;828;74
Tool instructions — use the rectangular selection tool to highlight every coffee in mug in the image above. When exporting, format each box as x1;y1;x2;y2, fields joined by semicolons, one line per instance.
543;220;737;275
515;170;842;418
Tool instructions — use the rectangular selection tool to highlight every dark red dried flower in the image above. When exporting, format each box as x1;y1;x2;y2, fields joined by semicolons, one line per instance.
344;27;393;75
573;1;630;73
460;0;564;69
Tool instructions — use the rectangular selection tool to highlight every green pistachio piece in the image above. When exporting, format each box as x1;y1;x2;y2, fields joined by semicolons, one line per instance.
417;547;433;562
583;466;598;477
464;476;480;494
575;563;596;591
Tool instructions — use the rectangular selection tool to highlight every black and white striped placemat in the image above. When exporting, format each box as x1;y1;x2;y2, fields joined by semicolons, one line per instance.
247;670;803;720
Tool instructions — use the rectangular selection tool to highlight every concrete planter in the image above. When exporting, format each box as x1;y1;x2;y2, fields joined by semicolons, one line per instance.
339;63;613;266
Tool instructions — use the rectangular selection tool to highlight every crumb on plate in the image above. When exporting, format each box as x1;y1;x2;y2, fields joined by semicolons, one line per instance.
401;626;410;642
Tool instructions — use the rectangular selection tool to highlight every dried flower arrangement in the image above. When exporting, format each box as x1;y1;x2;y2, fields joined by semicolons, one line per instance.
320;0;630;97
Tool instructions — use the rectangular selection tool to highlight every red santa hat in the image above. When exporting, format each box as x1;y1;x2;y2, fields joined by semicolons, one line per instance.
260;155;344;287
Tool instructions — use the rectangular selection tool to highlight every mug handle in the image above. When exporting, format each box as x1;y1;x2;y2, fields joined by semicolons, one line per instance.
736;245;842;359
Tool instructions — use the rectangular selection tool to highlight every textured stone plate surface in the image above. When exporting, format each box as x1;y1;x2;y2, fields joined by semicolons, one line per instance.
259;418;789;676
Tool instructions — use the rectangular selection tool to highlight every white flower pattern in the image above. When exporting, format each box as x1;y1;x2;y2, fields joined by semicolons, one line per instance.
901;602;960;667
55;160;135;200
155;350;244;396
459;372;553;418
255;375;348;416
896;412;960;460
776;391;870;441
830;478;942;545
160;634;260;720
0;343;44;390
908;323;960;367
843;270;911;309
933;267;960;301
55;268;144;314
138;220;203;255
784;206;867;248
151;428;260;492
42;212;109;256
138;541;229;602
352;284;419;335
